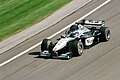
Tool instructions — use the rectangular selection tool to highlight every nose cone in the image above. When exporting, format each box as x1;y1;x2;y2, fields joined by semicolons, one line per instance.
53;39;68;52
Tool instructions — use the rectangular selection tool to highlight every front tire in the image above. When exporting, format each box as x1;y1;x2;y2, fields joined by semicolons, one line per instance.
41;39;53;52
69;41;84;56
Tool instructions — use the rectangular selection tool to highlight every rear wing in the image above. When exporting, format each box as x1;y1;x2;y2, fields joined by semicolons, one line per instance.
79;19;105;27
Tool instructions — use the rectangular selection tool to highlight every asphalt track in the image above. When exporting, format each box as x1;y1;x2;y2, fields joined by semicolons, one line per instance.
1;0;120;80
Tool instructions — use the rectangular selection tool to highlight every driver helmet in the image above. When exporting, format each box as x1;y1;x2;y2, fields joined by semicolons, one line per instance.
69;24;79;32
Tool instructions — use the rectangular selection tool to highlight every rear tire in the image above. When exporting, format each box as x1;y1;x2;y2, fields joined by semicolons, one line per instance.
99;27;111;42
69;41;84;56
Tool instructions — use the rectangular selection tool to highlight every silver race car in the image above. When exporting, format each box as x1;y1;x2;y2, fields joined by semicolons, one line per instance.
40;19;111;59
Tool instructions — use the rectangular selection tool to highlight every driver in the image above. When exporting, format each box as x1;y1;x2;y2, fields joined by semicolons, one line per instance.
68;24;80;38
66;22;85;38
69;24;79;32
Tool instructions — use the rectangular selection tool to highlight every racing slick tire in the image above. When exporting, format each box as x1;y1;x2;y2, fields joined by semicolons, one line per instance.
69;41;84;56
41;39;53;52
99;27;111;42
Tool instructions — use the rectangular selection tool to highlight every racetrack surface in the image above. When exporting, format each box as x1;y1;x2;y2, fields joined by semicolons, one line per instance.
1;0;120;80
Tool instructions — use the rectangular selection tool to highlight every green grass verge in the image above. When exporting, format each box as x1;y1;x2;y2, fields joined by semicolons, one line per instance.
0;0;72;41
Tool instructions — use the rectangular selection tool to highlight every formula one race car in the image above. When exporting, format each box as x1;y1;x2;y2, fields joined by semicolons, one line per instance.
40;19;111;60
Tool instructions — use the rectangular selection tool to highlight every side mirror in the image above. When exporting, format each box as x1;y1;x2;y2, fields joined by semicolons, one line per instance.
65;30;68;34
61;35;65;38
57;38;61;40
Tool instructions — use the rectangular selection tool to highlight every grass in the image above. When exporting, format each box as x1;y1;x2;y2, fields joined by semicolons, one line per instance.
0;0;72;41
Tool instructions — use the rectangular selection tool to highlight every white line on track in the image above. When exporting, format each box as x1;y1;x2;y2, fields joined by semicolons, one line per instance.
0;0;111;67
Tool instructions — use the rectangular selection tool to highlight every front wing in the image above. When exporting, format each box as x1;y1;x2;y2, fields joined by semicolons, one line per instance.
40;50;72;59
